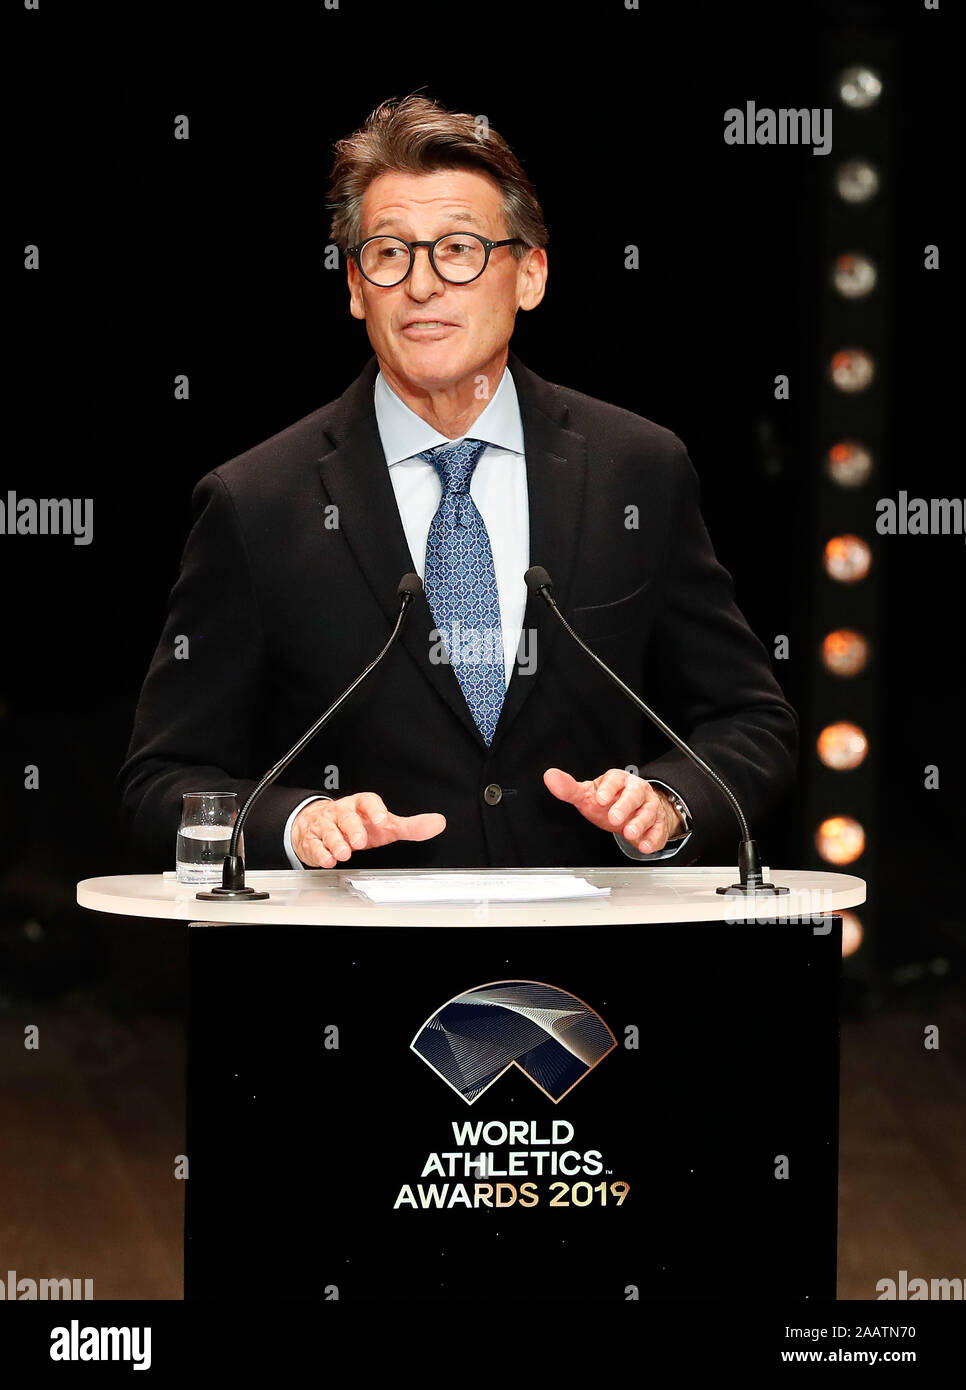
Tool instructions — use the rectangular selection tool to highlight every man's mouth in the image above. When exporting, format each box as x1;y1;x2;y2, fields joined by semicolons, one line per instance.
400;319;459;339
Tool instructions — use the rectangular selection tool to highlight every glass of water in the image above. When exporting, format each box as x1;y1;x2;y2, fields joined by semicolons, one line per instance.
176;792;242;885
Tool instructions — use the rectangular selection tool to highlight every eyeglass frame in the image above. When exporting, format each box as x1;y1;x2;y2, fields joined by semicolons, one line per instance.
346;232;528;286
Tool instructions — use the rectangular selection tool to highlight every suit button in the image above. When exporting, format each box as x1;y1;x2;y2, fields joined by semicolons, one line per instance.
483;783;503;806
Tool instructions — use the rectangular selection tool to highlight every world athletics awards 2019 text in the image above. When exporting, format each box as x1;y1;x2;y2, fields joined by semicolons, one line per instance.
393;1118;630;1211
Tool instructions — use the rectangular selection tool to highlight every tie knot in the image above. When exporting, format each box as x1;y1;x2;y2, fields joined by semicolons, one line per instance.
417;437;489;494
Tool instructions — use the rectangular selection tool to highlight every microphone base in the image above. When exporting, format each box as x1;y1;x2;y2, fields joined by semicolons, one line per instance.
195;886;270;902
715;882;790;896
715;839;791;896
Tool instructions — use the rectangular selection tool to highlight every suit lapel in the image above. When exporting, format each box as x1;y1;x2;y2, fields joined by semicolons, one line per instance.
316;350;589;753
489;350;588;752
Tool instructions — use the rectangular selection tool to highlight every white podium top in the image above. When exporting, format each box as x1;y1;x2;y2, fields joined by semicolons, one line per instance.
76;867;866;928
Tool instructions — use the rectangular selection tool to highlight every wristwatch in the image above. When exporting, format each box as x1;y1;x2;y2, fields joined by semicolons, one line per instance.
659;787;691;841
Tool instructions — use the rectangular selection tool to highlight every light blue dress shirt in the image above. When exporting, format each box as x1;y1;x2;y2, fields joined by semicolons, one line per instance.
282;366;692;867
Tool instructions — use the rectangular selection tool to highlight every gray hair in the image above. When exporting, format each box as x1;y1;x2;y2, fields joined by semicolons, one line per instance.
327;93;548;258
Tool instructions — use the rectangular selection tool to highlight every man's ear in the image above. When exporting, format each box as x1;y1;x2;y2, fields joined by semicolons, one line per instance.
518;247;548;313
347;261;366;321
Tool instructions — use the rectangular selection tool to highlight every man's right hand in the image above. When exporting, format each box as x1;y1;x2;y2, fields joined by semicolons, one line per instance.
291;793;446;868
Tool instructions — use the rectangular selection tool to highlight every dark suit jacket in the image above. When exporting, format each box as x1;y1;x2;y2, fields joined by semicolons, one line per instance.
117;349;799;871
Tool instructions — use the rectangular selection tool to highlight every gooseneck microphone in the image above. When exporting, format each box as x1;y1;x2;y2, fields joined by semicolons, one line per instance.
197;573;424;902
525;565;788;896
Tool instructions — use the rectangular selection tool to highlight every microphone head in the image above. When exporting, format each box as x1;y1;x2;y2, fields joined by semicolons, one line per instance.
525;565;553;595
398;572;423;599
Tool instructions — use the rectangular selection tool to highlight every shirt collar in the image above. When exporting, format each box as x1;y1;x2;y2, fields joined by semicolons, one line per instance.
374;364;525;466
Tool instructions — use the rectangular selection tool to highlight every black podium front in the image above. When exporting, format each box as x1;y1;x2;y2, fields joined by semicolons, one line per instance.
183;910;843;1302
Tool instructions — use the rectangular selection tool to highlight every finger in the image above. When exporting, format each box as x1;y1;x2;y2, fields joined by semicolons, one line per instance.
636;802;669;853
294;828;338;869
636;819;668;853
334;808;369;850
320;821;353;861
543;768;587;804
388;812;447;842
593;768;629;811
606;774;650;826
355;792;389;827
622;797;662;842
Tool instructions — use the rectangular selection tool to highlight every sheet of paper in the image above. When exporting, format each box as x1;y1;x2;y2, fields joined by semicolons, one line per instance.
345;874;611;905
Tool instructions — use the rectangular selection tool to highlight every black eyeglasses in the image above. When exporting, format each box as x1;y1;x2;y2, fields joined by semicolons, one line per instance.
346;232;527;286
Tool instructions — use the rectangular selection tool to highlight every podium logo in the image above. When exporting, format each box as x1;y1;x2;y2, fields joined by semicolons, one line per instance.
411;980;616;1105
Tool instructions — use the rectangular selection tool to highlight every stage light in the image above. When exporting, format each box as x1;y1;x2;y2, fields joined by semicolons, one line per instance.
830;347;875;392
823;534;872;583
815;816;865;865
837;65;883;110
841;911;864;957
835;159;880;204
832;252;877;299
817;721;869;770
820;629;871;677
821;909;864;956
826;441;873;488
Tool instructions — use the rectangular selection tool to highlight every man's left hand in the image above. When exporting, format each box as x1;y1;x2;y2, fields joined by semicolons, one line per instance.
543;767;683;853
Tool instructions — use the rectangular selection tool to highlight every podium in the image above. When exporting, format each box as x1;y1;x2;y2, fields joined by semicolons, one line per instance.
77;866;865;1302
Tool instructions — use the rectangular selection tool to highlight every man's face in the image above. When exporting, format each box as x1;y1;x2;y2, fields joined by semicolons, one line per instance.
347;167;546;393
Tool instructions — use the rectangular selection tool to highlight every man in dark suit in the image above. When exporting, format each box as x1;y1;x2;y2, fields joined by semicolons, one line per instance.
118;95;798;873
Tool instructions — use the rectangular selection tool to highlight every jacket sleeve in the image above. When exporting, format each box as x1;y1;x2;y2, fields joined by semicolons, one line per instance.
115;470;327;871
636;440;799;864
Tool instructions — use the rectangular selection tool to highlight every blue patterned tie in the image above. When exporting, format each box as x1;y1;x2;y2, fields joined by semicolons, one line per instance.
417;437;506;745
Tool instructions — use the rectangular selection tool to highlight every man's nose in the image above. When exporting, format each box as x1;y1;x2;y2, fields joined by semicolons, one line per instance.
407;245;446;296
